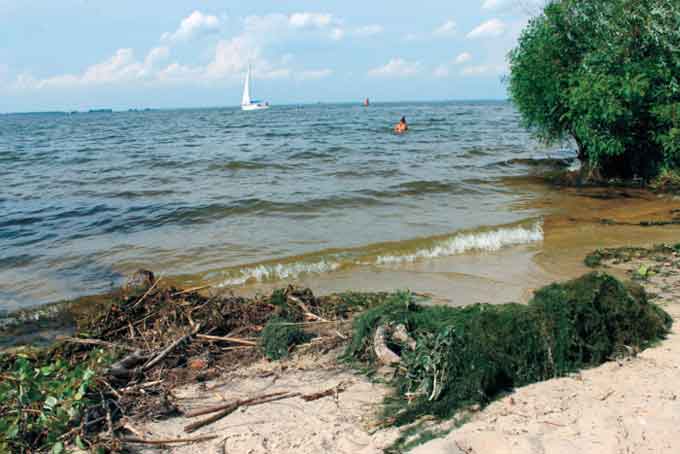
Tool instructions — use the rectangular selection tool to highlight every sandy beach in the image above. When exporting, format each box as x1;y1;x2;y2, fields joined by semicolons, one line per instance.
117;232;680;454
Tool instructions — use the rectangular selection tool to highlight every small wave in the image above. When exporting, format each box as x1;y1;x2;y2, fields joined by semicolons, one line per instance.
289;151;334;160
207;160;289;172
218;259;341;286
376;222;543;265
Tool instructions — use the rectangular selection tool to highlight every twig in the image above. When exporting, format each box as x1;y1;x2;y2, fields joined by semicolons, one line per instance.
273;320;351;326
288;295;329;322
131;277;161;309
221;346;257;351
143;324;201;371
99;378;122;400
57;336;135;351
214;436;228;454
541;420;566;427
301;383;349;402
173;285;212;296
184;392;301;433
600;390;615;401
196;334;257;346
119;380;163;393
184;391;289;417
121;419;145;438
121;434;218;445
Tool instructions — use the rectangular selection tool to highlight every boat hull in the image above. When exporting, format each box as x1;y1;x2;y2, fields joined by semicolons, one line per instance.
241;103;270;111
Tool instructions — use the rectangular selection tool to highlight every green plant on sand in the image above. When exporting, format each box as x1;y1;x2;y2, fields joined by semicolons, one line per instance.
260;316;313;360
346;273;671;426
0;348;115;454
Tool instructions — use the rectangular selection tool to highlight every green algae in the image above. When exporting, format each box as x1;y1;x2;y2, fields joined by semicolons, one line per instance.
346;272;672;427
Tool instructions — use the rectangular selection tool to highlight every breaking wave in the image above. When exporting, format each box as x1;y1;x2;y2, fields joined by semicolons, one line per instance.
217;259;341;287
376;222;544;265
215;221;544;288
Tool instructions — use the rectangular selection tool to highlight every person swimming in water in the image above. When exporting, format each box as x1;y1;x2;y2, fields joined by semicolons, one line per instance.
394;116;408;134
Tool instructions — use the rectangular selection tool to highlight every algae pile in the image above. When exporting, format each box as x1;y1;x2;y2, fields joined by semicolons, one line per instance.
345;272;672;427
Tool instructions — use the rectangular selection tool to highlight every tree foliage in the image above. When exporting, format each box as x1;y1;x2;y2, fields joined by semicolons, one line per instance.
508;0;680;179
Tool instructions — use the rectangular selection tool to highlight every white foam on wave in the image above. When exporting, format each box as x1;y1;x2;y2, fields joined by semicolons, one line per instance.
376;221;544;265
218;259;341;287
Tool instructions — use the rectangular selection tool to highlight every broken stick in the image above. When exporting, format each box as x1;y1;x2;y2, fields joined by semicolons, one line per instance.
121;434;218;445
184;392;301;433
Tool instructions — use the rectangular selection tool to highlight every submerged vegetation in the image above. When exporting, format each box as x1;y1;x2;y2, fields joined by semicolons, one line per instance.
346;273;671;426
509;0;680;181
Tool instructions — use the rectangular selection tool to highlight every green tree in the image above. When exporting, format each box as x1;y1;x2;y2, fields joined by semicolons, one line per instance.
508;0;680;180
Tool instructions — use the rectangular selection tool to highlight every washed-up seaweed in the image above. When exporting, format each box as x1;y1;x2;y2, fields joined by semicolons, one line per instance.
345;272;672;427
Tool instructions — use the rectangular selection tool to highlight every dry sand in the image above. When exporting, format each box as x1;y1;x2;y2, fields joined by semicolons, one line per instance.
133;352;400;454
130;250;680;454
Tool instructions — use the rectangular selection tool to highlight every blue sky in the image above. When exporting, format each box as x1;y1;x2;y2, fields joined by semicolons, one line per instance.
0;0;543;112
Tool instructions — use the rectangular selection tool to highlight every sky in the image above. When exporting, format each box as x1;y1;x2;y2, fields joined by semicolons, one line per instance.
0;0;544;112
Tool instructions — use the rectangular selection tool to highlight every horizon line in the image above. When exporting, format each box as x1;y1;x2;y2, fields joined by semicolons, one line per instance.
1;98;511;115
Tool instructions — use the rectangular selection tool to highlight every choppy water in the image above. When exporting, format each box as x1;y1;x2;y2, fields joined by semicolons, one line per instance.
0;101;575;309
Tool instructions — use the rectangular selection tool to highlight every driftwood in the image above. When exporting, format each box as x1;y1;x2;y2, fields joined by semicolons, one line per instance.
184;392;300;433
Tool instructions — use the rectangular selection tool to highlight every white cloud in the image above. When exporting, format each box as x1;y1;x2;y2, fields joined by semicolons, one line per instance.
482;0;512;10
460;64;505;76
434;20;457;37
144;46;170;69
433;65;450;78
204;37;254;80
404;33;419;42
12;47;174;90
289;12;333;29
467;19;507;38
454;52;472;64
354;25;384;36
8;10;364;94
243;12;340;41
157;62;203;82
368;58;421;78
295;69;333;80
161;10;220;42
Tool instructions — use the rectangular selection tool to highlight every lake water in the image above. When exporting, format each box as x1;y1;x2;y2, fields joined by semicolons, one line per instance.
0;101;575;310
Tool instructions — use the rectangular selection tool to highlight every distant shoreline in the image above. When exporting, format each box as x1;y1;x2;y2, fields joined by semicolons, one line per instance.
0;98;510;116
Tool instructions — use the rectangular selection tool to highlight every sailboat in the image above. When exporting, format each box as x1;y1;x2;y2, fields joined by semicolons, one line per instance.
241;65;269;111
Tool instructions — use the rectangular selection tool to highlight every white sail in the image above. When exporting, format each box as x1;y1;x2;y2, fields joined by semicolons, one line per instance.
240;65;269;111
241;66;251;106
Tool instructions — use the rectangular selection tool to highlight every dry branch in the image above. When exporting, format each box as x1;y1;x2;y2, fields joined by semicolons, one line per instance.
121;434;218;445
184;392;300;433
195;334;258;346
143;324;201;371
